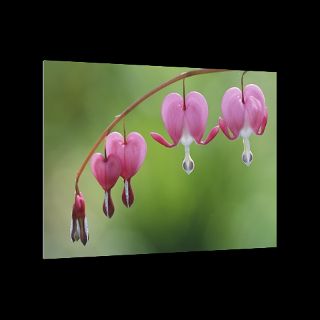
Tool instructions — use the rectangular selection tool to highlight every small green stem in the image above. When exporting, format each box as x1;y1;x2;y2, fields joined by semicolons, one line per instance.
123;118;127;144
182;78;186;110
241;71;248;104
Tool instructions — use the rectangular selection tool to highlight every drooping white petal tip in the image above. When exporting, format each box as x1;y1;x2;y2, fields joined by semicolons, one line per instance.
84;217;89;241
104;192;109;216
182;154;195;175
182;144;195;175
242;151;253;166
125;180;130;207
242;137;253;166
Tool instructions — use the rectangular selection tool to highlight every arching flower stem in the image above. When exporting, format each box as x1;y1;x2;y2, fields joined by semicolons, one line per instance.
75;68;230;195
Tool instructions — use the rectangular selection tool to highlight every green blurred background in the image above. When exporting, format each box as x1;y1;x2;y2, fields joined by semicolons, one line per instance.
43;62;276;259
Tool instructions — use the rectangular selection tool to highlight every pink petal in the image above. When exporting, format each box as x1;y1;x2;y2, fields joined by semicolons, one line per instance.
161;93;185;145
90;152;121;191
199;125;220;145
244;84;265;106
150;132;176;148
106;131;125;174
106;132;147;180
218;117;238;140
90;153;107;189
184;91;208;143
221;87;245;137
123;132;147;179
72;192;86;218
245;96;265;134
257;107;268;135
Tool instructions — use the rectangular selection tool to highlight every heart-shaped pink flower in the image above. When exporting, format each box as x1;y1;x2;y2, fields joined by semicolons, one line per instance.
90;153;122;218
219;84;268;166
106;132;147;208
150;91;219;174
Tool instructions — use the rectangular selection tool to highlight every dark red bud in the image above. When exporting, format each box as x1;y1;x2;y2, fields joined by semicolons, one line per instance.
72;192;86;219
78;217;89;246
103;190;115;218
122;179;134;208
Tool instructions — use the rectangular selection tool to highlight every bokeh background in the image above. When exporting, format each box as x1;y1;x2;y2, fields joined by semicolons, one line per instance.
43;62;276;259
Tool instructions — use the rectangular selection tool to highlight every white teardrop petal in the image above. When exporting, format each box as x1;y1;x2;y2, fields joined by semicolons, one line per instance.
125;180;130;207
104;192;109;216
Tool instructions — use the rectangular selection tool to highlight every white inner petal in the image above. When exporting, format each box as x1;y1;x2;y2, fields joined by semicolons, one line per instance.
125;180;129;207
243;137;250;159
84;217;89;239
240;126;253;139
182;152;195;175
242;137;253;166
180;127;194;147
180;127;195;175
70;218;74;241
104;192;109;216
240;114;253;139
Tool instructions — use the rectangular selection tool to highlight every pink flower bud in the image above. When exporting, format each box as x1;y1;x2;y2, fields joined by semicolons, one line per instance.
70;192;89;246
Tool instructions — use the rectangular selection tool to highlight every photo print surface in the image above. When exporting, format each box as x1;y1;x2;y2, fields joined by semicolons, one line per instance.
43;62;276;259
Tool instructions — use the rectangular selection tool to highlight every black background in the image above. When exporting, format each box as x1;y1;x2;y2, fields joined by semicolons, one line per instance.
9;23;305;296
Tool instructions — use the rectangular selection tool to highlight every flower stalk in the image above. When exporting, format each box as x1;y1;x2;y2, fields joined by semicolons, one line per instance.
241;70;248;103
75;68;229;194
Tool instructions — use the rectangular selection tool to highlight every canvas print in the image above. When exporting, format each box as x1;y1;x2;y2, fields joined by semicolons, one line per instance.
43;62;276;259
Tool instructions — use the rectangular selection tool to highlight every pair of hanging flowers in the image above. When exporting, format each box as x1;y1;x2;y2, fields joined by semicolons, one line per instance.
70;70;268;246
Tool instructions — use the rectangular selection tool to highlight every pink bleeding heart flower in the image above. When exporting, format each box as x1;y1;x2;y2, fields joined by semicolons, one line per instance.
70;192;89;246
219;84;268;166
106;132;147;208
90;153;122;218
150;91;219;174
